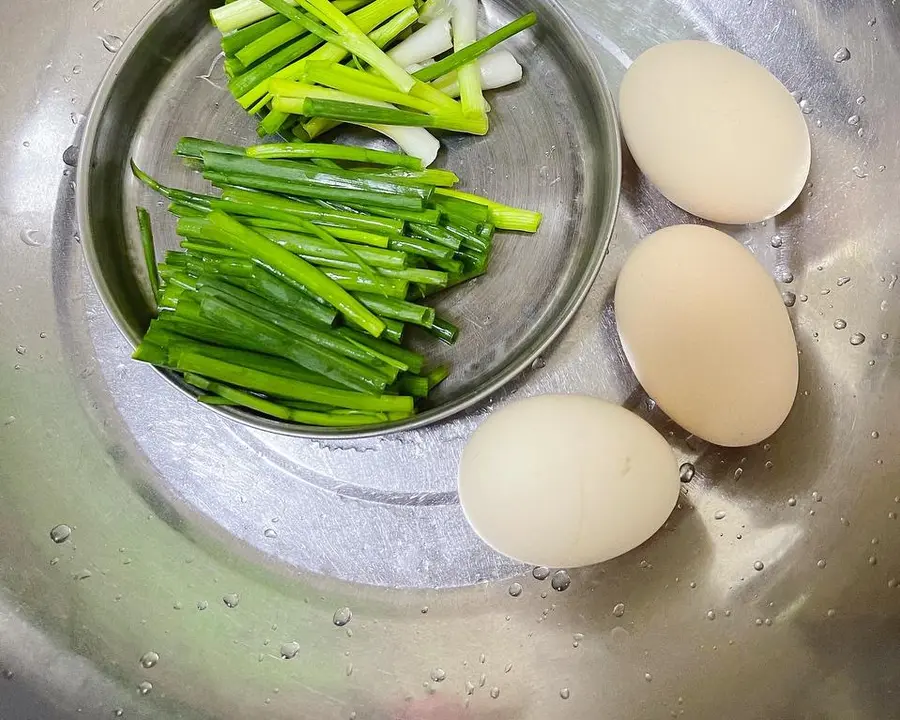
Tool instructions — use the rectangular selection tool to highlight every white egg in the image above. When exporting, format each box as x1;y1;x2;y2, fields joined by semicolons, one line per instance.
618;40;810;225
615;224;798;447
458;395;680;568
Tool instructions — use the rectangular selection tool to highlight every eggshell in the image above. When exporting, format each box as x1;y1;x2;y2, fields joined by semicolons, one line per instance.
614;224;798;446
618;40;810;224
458;395;680;568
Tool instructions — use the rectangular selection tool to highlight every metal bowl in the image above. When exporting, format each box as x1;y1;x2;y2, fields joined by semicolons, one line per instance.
76;0;622;438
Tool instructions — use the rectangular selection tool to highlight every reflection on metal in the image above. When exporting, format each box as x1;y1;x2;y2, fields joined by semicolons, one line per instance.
0;0;899;718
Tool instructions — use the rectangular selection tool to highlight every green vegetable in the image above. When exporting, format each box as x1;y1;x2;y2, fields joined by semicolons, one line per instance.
136;207;161;308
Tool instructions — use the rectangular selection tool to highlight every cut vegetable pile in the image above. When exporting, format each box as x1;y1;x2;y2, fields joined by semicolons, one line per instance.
210;0;537;165
132;137;541;426
130;0;543;428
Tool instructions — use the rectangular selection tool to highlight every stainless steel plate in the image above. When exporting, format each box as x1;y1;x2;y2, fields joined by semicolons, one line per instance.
3;0;900;718
76;0;621;438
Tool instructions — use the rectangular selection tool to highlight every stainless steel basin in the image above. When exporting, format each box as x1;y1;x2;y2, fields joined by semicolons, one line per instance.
1;0;898;718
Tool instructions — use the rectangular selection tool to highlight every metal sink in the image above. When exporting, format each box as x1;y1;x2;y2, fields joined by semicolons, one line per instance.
1;0;898;718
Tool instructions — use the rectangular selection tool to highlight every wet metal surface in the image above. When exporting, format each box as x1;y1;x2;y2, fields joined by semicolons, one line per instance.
1;0;899;718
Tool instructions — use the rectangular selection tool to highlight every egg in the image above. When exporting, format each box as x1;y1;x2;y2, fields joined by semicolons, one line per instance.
618;40;810;225
458;395;680;568
614;224;798;447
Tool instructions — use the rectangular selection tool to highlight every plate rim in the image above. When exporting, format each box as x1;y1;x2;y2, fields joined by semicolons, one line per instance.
76;0;623;440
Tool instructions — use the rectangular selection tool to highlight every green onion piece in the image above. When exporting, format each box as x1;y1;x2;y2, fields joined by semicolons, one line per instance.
353;292;435;327
426;315;459;345
235;0;414;110
219;187;404;234
388;236;454;261
414;12;537;83
391;373;429;398
277;97;489;135
206;210;385;337
426;364;450;389
221;15;288;55
335;327;424;374
259;0;415;92
323;268;408;298
434;187;542;232
136;207;161;308
174;351;414;413
246;141;423;169
377;266;448;286
302;61;439;113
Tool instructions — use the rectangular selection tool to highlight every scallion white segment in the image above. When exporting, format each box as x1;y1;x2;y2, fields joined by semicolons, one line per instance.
387;17;453;68
432;51;522;98
451;0;486;116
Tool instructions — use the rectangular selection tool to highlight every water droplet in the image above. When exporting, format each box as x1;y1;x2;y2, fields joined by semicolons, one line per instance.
733;467;743;481
62;145;79;167
532;566;550;581
706;609;716;621
2;670;14;680
15;345;26;356
560;687;570;700
848;115;860;126
139;651;159;669
222;593;240;608
827;608;837;618
72;65;82;75
196;600;208;611
101;34;123;53
20;228;46;247
503;662;513;673
489;686;500;699
644;673;653;683
813;491;823;502
280;641;300;659
765;618;773;626
714;510;726;520
531;356;546;370
345;663;353;676
850;332;865;346
853;166;868;179
479;653;486;664
780;271;794;284
790;91;802;103
856;95;866;105
508;582;522;597
465;680;475;695
550;570;571;592
871;430;880;439
420;605;429;614
333;607;352;626
50;524;72;543
782;291;796;307
137;681;152;696
889;579;898;589
881;333;889;340
679;462;695;483
889;511;897;520
764;460;774;470
836;276;851;287
753;561;765;571
833;47;851;62
113;709;124;717
868;556;878;566
799;98;812;114
263;528;277;539
788;497;797;507
833;319;847;330
816;559;827;569
770;235;783;248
